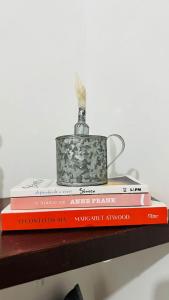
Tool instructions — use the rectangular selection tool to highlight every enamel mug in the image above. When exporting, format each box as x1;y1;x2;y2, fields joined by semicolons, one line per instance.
55;134;125;186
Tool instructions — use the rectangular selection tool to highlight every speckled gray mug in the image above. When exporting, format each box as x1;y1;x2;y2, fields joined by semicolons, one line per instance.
56;134;125;186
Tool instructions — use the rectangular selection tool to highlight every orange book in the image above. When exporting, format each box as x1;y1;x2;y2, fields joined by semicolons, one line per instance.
1;200;168;231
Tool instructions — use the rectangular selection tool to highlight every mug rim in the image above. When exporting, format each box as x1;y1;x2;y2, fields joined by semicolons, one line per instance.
55;134;107;140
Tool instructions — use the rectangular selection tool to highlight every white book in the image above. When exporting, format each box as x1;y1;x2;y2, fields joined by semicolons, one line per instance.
10;175;149;197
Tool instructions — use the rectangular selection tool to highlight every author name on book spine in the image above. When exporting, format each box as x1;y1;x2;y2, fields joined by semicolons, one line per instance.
17;214;130;224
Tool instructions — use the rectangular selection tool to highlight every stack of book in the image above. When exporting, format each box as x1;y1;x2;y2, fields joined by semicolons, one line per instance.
1;175;168;231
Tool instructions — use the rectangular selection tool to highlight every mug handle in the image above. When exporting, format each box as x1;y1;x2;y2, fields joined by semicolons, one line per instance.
107;134;125;169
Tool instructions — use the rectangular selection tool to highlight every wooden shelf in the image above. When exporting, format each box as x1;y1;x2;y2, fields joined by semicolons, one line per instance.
0;198;169;290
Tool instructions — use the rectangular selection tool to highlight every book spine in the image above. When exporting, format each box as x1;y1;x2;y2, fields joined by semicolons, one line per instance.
10;193;152;210
1;205;167;231
10;184;149;197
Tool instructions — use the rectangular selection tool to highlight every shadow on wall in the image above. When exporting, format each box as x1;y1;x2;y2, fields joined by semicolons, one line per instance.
107;137;139;179
93;243;169;300
154;280;169;300
0;135;3;197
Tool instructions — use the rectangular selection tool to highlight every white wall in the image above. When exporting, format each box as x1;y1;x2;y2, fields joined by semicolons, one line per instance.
1;0;169;299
